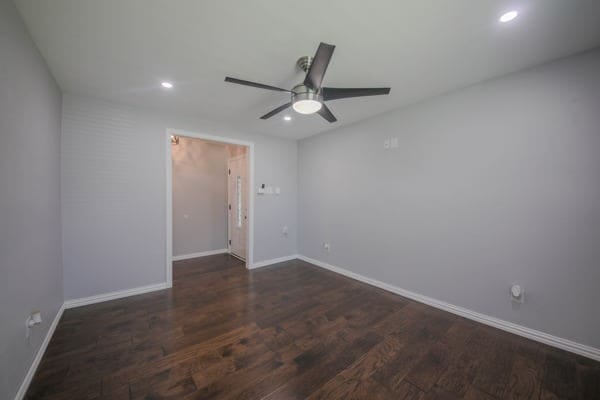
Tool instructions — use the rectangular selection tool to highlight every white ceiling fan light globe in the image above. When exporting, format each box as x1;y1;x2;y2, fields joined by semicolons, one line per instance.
292;99;322;114
290;84;323;115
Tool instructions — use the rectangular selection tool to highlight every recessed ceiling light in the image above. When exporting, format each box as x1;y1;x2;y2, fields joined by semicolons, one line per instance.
283;115;292;121
161;81;174;89
499;10;518;23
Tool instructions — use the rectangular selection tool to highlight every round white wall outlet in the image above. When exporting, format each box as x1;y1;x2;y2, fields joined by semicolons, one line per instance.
511;284;521;298
510;284;524;303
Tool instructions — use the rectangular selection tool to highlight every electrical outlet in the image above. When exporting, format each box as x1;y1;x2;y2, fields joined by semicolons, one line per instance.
323;243;331;252
25;311;42;339
510;284;525;303
282;225;288;237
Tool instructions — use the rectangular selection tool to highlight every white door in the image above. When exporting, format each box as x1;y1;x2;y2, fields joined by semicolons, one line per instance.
228;154;248;260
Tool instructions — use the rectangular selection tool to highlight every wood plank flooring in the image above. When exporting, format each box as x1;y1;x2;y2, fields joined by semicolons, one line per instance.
26;254;600;399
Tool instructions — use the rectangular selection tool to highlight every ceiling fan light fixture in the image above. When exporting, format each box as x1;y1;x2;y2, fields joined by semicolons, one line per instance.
293;99;322;114
224;42;391;122
291;85;322;114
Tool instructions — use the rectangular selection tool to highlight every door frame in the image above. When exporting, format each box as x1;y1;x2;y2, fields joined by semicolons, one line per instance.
227;153;249;261
165;129;255;287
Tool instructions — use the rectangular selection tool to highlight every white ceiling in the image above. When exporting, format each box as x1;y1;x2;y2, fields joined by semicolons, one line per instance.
15;0;600;139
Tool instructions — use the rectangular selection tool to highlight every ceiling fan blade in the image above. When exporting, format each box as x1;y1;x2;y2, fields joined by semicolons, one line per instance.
304;42;335;90
225;77;291;92
260;102;292;119
317;104;337;123
321;87;391;101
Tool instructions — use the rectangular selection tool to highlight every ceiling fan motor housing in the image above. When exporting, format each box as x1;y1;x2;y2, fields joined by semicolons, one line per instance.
291;84;323;114
292;84;320;102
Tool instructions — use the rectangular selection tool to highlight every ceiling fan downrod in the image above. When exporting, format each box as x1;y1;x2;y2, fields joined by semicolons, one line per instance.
296;56;313;73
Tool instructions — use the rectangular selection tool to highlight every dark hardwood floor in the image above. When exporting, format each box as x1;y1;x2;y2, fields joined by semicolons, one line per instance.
26;254;599;399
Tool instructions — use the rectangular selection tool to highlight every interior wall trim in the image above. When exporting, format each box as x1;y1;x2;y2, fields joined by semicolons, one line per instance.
15;253;295;398
172;248;229;261
16;253;599;400
297;255;600;361
63;282;169;309
16;282;167;398
14;303;65;400
249;254;299;269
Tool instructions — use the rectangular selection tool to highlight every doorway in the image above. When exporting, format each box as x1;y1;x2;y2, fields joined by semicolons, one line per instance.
165;129;254;287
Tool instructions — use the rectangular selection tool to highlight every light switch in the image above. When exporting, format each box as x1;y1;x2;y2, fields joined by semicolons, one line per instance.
275;187;281;195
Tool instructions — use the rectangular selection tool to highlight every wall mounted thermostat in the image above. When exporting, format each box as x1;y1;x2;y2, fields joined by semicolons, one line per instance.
258;184;279;195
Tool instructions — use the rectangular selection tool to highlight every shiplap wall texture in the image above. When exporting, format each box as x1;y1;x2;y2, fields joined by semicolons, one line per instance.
61;94;298;300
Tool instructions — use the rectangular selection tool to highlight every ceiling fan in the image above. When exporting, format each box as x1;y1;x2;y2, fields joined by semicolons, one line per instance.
225;42;391;123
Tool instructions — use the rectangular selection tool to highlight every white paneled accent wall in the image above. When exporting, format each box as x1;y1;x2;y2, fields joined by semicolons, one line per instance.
61;95;298;300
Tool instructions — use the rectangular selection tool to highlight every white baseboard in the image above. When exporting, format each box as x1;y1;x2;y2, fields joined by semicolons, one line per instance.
15;282;169;398
297;255;600;362
13;253;598;400
249;254;299;269
172;248;229;261
64;282;169;309
14;302;65;400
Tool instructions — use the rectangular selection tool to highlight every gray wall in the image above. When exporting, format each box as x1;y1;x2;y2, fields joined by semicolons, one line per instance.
0;0;63;398
299;48;600;349
62;94;297;300
172;137;228;256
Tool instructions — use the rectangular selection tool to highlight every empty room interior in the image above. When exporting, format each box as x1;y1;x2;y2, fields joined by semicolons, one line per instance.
2;1;600;399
